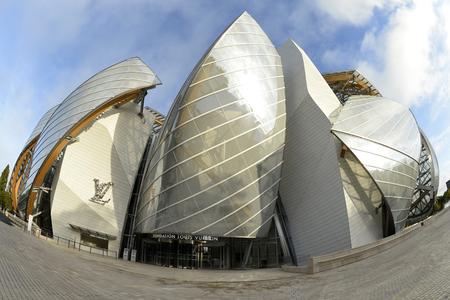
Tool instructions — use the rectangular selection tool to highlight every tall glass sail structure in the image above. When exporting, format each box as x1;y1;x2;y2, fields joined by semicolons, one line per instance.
20;58;161;215
332;95;421;232
135;12;286;238
11;105;59;212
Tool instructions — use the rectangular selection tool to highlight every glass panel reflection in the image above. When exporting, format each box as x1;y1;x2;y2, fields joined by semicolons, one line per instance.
135;12;286;238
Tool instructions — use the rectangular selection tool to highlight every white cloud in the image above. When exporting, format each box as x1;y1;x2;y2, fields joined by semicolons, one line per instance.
0;2;91;172
355;0;450;194
357;1;438;106
0;1;229;171
322;48;348;69
315;0;402;25
360;29;377;52
0;80;36;171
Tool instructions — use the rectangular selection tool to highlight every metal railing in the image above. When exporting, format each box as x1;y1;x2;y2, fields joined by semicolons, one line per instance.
3;211;118;259
3;211;39;232
40;229;118;259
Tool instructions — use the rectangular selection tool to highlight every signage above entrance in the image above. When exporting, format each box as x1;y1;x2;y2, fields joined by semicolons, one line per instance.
152;233;219;242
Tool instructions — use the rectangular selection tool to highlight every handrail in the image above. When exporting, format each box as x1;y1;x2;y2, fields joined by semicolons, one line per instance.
3;211;117;259
40;228;118;259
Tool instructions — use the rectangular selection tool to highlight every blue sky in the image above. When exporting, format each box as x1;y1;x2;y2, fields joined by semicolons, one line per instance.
1;0;449;193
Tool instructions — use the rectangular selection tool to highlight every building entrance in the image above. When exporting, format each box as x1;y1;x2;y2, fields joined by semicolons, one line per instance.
142;238;227;269
137;233;283;269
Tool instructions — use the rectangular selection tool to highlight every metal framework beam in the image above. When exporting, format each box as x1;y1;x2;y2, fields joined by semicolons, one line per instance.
407;142;436;223
26;89;145;216
9;136;39;211
323;70;382;104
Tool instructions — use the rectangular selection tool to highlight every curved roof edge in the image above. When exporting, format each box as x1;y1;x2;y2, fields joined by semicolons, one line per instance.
25;105;60;147
9;136;38;211
332;95;422;162
278;39;342;120
24;57;161;216
151;12;252;151
10;105;60;210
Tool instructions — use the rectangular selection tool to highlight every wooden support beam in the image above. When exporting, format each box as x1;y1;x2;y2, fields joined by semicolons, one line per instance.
26;89;142;216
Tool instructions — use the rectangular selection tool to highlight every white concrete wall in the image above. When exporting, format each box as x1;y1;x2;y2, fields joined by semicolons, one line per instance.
278;40;352;265
278;40;386;264
50;102;153;252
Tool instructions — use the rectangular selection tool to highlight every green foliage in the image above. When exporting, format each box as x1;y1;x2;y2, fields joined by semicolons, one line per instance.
434;189;450;213
0;191;11;211
443;190;450;201
434;196;444;212
0;165;9;191
0;165;11;211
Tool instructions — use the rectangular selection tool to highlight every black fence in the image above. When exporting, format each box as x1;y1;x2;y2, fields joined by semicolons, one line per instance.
40;229;118;259
4;211;117;259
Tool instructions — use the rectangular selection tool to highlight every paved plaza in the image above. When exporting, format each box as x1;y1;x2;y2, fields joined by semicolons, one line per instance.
1;210;450;299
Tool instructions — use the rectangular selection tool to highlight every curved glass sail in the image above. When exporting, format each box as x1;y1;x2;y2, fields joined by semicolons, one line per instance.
332;95;421;232
12;105;59;211
21;58;161;208
135;12;286;238
25;105;59;146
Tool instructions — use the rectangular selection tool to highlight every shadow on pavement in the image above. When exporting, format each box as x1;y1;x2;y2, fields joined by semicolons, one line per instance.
0;212;12;226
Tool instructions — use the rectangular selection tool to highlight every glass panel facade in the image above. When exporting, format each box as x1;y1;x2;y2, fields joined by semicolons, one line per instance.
24;105;59;146
21;58;161;206
332;96;422;232
135;12;286;238
332;96;421;160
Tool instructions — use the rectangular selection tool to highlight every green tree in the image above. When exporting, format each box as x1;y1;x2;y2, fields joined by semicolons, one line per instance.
434;196;444;212
0;165;11;211
0;165;8;191
433;187;450;213
0;191;11;211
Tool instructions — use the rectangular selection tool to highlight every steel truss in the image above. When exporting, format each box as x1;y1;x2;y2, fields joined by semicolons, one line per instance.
323;70;382;104
407;142;435;225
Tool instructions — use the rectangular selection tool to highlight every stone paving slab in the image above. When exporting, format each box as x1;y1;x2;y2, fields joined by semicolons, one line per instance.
1;209;450;299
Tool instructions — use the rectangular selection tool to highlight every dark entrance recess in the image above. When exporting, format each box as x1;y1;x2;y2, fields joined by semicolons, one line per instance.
34;165;57;237
136;222;283;269
80;232;109;249
141;239;227;269
382;199;396;237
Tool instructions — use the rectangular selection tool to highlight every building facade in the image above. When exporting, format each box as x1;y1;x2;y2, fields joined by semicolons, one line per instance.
50;102;154;252
10;12;439;269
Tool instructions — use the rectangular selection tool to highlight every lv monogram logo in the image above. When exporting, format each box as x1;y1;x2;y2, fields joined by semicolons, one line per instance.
89;178;113;205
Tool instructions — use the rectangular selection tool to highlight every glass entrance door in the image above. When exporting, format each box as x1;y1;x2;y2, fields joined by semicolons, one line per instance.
159;241;175;267
177;241;194;269
141;238;228;269
201;242;226;269
142;239;159;265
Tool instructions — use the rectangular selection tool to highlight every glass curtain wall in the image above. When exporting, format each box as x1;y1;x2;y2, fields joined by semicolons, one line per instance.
135;12;286;238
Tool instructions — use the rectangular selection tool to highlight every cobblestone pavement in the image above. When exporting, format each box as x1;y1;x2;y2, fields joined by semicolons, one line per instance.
1;210;450;299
